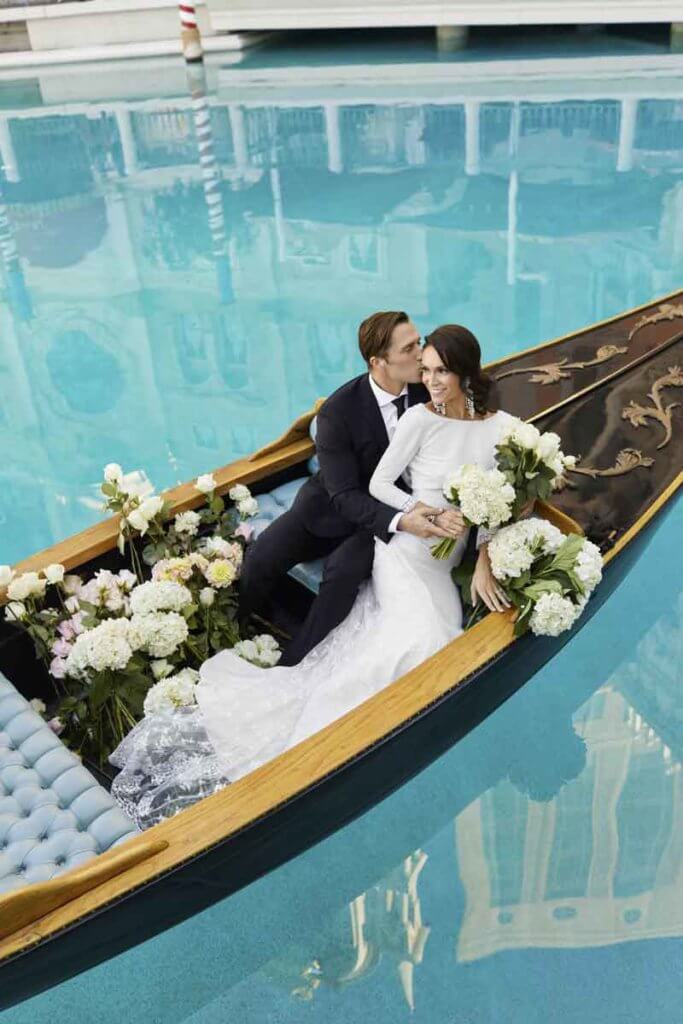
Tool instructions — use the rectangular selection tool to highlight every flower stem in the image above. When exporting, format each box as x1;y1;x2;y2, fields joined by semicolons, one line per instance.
431;538;456;560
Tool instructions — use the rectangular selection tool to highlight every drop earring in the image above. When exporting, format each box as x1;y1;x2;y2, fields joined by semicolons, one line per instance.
464;378;475;419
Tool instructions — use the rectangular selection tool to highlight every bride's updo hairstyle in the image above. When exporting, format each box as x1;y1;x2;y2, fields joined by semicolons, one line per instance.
423;324;493;415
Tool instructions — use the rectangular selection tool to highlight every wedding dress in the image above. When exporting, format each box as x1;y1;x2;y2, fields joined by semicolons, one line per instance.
111;407;515;829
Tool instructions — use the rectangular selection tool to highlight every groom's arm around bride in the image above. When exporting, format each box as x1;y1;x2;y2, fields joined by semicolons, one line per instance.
239;311;461;666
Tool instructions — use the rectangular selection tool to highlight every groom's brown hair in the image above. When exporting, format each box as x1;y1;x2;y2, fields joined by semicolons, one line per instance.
358;311;408;365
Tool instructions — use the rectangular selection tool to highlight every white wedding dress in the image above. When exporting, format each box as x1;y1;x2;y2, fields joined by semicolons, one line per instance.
110;406;514;829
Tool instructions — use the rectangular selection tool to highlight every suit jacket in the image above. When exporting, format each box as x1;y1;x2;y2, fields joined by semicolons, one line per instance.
292;374;429;543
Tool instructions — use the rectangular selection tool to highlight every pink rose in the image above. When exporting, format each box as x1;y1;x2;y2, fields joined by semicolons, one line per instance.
48;716;65;736
51;637;71;658
70;612;85;636
50;656;67;679
234;523;253;543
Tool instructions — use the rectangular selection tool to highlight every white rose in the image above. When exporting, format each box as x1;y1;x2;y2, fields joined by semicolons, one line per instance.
151;659;173;680
510;421;541;451
237;497;259;518
62;574;83;596
199;587;215;607
229;484;251;502
126;508;150;534
104;463;123;484
563;454;577;469
536;432;561;461
7;572;46;601
140;495;164;520
203;536;232;559
4;601;26;622
0;565;14;587
44;563;65;585
196;474;217;495
29;698;46;716
174;510;201;537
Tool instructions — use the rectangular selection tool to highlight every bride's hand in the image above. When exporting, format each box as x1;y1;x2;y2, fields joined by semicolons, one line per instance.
470;544;511;613
399;503;461;540
434;507;466;537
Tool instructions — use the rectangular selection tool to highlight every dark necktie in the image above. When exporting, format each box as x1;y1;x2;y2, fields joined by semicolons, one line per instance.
392;394;407;419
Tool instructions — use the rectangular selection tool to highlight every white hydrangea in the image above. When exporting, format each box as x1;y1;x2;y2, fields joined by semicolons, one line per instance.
529;592;579;637
66;618;134;678
444;465;515;530
129;611;189;658
234;634;281;668
143;668;199;716
488;517;565;582
573;539;603;595
174;510;201;537
129;580;192;616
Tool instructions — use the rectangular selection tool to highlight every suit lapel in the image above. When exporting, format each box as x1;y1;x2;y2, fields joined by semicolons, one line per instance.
360;374;390;450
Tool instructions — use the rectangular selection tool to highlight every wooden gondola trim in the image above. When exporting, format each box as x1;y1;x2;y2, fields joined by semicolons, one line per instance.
0;838;169;943
2;492;651;966
485;287;683;371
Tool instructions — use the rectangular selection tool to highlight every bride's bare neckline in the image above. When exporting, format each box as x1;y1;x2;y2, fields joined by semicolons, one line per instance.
423;403;498;422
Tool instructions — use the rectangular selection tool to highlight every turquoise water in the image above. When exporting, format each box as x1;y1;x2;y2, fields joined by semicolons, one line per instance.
1;32;682;1023
1;35;682;564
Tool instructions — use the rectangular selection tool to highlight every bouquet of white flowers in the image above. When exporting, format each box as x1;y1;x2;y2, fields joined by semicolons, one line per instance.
454;517;603;637
431;465;516;560
1;467;274;766
495;418;576;517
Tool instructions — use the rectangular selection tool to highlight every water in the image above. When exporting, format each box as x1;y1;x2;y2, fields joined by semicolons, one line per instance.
1;31;682;1023
0;34;682;564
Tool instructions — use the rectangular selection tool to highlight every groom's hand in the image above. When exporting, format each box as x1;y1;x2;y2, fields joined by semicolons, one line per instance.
397;504;465;540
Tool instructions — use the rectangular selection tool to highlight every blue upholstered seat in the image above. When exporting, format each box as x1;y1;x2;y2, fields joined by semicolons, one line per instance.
251;415;324;593
0;675;139;894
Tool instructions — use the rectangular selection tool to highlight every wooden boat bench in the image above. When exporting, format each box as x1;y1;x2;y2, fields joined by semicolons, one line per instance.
0;674;139;894
251;416;325;593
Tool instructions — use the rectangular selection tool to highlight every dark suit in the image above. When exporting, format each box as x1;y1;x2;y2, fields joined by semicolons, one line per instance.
240;375;429;665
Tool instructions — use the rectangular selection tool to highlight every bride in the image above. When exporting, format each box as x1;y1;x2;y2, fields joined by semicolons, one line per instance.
111;326;516;828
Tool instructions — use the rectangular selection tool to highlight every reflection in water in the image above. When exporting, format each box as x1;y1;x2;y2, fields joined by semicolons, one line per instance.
255;595;683;1015
0;61;682;562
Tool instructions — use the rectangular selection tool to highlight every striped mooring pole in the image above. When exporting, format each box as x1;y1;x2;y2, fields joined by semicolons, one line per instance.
179;2;203;63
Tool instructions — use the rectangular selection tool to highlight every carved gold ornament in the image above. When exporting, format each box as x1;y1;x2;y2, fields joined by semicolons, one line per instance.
556;448;654;489
495;345;628;385
628;303;683;342
621;366;683;449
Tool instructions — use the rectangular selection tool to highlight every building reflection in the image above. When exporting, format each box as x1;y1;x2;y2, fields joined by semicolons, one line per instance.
257;594;683;1011
1;69;683;561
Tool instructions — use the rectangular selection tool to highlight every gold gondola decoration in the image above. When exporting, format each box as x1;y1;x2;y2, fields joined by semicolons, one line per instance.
627;302;683;342
621;366;683;449
494;344;627;385
556;448;655;490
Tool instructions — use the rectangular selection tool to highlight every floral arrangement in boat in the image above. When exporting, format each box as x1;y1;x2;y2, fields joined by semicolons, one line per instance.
1;466;269;766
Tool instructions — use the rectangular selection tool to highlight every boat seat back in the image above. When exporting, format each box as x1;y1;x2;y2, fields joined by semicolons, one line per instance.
0;674;138;894
250;415;323;593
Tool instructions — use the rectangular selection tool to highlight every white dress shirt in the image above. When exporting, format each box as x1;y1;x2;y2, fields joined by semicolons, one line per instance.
368;374;413;532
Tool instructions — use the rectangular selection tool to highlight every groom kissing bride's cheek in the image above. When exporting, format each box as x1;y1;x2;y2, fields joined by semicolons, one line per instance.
238;310;468;667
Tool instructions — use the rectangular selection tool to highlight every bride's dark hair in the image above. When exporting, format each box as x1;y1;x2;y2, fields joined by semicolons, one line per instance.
423;324;493;415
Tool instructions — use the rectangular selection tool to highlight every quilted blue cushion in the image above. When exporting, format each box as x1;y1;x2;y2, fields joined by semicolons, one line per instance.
250;415;324;593
0;675;139;894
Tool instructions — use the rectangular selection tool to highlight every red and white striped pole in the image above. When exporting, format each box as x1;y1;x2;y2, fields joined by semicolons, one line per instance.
178;2;203;63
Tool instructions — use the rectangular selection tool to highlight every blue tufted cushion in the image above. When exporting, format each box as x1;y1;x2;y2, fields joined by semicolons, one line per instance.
0;675;139;894
307;415;319;474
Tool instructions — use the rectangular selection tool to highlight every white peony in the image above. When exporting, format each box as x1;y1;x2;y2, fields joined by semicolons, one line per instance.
195;474;217;495
104;463;123;484
129;611;189;658
199;587;215;607
529;592;579;637
229;483;251;502
129;580;192;616
44;563;65;585
0;565;14;587
174;510;201;537
4;601;26;622
7;572;46;601
143;668;199;715
204;559;237;589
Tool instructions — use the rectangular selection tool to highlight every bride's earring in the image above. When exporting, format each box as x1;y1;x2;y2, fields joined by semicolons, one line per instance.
463;377;475;419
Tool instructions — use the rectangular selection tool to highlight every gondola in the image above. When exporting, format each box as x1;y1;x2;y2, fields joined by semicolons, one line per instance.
0;290;681;1010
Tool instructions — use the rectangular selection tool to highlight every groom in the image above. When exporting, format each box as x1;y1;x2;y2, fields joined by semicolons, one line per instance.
239;311;462;665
